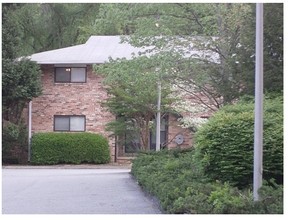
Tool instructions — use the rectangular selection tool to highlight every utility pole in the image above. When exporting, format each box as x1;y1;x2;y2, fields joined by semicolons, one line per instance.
156;80;161;151
155;16;161;152
253;3;264;201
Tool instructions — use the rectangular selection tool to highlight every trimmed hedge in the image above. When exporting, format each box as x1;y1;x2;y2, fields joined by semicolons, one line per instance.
31;132;110;165
194;96;283;187
131;149;283;214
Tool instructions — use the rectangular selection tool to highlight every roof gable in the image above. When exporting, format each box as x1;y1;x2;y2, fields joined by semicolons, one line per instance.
30;36;147;64
29;35;219;65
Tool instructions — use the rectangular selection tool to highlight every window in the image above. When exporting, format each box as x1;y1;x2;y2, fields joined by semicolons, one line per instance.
55;67;86;83
122;119;141;153
150;117;168;150
123;116;168;153
54;115;85;131
124;131;141;153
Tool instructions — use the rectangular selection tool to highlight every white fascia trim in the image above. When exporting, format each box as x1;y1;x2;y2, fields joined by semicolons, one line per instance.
54;64;88;67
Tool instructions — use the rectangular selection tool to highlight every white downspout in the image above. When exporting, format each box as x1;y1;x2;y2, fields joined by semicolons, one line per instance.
28;100;32;162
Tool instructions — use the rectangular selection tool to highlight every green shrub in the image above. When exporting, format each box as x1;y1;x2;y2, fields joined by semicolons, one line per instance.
132;148;206;212
31;132;110;165
256;179;283;214
2;121;28;148
2;121;28;163
194;96;283;187
131;149;283;214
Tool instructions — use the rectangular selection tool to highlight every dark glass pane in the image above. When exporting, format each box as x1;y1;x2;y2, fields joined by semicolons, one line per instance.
55;68;70;82
124;132;141;153
150;118;167;150
54;117;69;131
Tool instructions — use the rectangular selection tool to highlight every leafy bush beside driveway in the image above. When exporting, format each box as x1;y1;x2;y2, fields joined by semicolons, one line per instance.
131;149;283;214
194;96;283;188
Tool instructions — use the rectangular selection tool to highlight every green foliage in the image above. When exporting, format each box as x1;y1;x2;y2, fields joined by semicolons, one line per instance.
2;59;42;101
263;4;283;93
2;4;42;163
2;4;23;59
82;4;134;36
2;3;101;55
195;96;283;187
2;122;20;143
4;3;283;113
256;179;283;214
131;149;283;214
31;132;110;165
96;55;175;149
2;58;42;124
2;121;28;152
94;3;254;106
131;148;206;213
2;121;28;164
94;3;283;104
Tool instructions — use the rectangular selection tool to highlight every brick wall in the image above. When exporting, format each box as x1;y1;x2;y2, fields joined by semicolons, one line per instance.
32;64;197;162
31;64;116;160
167;114;193;149
116;114;193;158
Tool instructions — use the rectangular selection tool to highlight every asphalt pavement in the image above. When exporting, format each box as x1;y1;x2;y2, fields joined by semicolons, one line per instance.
2;167;162;214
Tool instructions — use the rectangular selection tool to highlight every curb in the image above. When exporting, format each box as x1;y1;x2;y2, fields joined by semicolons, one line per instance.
2;163;132;169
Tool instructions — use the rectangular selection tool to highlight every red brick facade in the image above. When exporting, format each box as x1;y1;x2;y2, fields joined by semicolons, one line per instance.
31;65;116;159
31;64;193;162
167;115;193;149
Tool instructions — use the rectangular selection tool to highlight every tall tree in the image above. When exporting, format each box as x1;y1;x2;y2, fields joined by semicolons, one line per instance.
263;3;283;93
91;3;245;109
172;4;254;106
96;55;174;150
4;3;101;55
2;3;23;59
2;59;42;124
92;3;282;133
93;3;283;104
2;4;43;161
2;3;42;124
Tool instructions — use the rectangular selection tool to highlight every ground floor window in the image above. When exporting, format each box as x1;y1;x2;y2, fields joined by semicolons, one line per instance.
54;115;86;132
149;117;168;150
124;131;141;153
124;116;168;153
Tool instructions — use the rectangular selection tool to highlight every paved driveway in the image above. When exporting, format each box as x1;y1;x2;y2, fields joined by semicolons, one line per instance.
2;167;162;214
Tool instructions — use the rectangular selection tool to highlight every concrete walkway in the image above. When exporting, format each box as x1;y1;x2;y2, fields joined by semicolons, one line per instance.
2;166;162;214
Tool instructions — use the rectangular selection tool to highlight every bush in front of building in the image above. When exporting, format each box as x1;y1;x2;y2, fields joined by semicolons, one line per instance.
194;96;283;188
31;132;110;164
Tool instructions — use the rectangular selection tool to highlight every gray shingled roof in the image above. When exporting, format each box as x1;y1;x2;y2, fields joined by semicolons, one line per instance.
30;36;148;64
29;35;219;64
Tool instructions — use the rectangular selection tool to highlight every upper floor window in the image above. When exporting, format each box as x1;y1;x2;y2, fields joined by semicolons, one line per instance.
55;67;86;83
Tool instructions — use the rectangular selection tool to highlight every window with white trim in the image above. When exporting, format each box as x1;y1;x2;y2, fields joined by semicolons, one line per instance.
54;115;86;131
55;67;86;83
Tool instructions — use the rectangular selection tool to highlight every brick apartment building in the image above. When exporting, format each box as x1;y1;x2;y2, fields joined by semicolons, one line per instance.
27;36;207;163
